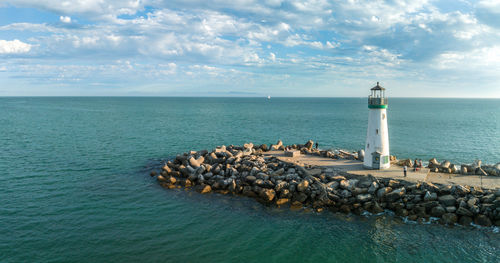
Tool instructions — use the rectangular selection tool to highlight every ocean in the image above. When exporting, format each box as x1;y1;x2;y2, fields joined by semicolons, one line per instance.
1;97;499;262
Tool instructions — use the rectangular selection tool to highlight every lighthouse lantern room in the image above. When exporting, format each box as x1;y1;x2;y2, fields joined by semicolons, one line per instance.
363;82;390;170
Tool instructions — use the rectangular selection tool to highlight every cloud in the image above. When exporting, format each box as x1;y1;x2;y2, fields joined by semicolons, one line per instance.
0;39;32;54
7;0;144;21
0;0;500;96
59;16;71;23
475;0;500;28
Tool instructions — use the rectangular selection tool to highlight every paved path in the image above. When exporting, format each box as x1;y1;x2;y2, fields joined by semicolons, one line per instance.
264;151;500;189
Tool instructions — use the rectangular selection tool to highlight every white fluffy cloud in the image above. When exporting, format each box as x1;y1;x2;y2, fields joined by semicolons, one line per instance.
0;39;32;54
59;16;71;23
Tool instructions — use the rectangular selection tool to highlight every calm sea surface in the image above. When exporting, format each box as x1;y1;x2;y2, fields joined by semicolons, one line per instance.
1;97;499;262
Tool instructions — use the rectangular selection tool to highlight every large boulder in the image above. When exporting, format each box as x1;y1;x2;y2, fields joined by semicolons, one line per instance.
398;159;413;167
259;189;276;202
449;164;458;174
454;185;470;196
376;187;392;198
424;191;437;201
385;187;406;202
472;160;482;170
271;140;283;150
368;181;379;194
456;207;473;217
243;142;254;149
357;194;373;203
440;160;451;169
438;195;456;207
474;215;492;227
441;213;458;225
428;158;440;168
431;206;446;217
198;185;212;194
340;179;358;191
297;180;310;192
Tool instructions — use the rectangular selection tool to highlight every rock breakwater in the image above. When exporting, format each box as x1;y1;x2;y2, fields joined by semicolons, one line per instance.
151;141;500;228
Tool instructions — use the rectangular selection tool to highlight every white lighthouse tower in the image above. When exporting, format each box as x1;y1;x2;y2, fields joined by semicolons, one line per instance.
363;82;390;169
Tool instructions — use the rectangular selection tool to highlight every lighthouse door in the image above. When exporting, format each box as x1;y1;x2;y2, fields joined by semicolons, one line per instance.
372;152;381;169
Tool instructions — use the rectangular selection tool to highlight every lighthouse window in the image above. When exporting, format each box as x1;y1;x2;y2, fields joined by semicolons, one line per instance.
376;129;379;134
367;143;369;148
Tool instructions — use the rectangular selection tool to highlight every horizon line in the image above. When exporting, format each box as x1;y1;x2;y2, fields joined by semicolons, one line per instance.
1;95;500;99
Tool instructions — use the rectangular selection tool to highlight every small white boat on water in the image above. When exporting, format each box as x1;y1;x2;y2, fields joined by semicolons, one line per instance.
267;95;271;99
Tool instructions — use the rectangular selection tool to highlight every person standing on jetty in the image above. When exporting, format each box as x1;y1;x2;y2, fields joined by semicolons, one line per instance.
404;165;407;177
414;159;418;172
315;142;318;149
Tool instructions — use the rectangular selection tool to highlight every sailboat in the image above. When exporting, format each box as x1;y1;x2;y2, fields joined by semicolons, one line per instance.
267;95;271;100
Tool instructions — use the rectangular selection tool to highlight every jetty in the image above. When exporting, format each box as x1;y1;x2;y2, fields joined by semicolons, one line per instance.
151;140;500;228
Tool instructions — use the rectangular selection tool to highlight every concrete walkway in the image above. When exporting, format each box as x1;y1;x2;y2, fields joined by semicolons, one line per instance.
264;150;500;189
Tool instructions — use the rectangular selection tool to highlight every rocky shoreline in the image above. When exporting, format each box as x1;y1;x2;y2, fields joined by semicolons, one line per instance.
151;141;500;228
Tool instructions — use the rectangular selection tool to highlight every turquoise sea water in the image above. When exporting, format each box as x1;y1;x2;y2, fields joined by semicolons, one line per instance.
1;97;499;262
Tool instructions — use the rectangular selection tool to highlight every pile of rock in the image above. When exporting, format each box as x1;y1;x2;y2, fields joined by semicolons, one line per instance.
152;141;500;227
427;158;500;176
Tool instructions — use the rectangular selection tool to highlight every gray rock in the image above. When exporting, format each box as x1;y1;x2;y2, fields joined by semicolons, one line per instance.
474;215;492;226
472;159;482;169
438;195;456;207
295;192;308;203
357;194;373;203
340;179;358;191
357;179;372;188
243;142;254;149
189;157;201;168
376;187;392;198
297;180;309;192
326;181;339;190
371;202;384;213
456;207;473;216
431;206;446;217
482;194;495;203
245;175;257;183
275;181;288;192
424;191;437;201
352;187;367;195
441;160;451;169
454;185;470;196
340;189;352;198
450;164;458;174
387;180;400;188
467;197;479;207
254;179;265;187
441;213;458;225
385;187;406;202
439;185;452;195
445;206;456;213
368;181;379;194
272;168;285;176
259;189;276;202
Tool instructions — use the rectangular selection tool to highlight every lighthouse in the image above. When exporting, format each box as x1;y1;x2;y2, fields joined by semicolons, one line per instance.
363;82;390;169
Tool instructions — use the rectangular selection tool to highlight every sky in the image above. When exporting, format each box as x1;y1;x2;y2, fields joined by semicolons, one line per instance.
0;0;499;97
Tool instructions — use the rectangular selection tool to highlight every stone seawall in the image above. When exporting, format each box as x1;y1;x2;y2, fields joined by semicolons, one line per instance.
151;141;500;228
